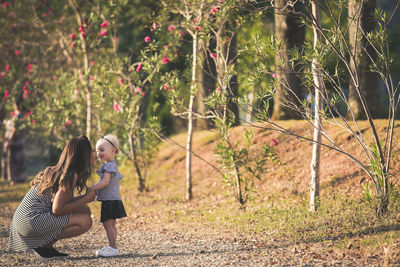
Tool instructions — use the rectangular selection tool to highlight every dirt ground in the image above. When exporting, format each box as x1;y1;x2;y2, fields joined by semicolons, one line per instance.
1;120;400;266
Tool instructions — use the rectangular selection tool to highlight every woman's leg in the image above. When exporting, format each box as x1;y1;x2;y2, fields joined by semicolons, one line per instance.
52;205;92;243
103;219;117;248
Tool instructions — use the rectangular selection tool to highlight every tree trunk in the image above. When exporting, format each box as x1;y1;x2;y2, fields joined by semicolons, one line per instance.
186;32;198;201
272;0;305;120
68;0;92;137
195;39;211;130
309;0;323;212
348;0;379;119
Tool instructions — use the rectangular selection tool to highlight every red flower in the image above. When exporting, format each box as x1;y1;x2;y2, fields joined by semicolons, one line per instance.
3;90;9;100
168;25;176;31
209;53;216;59
161;56;169;64
211;7;219;14
79;25;85;32
152;23;157;30
0;72;5;78
27;110;33;116
270;138;279;146
65;119;73;127
3;2;8;8
144;36;150;43
101;20;109;28
26;81;30;86
118;78;124;85
15;50;20;56
32;119;36;124
10;111;15;117
5;64;10;72
70;33;75;40
178;30;184;37
27;64;32;71
164;83;169;91
81;32;86;38
100;30;107;36
136;63;142;72
195;26;202;31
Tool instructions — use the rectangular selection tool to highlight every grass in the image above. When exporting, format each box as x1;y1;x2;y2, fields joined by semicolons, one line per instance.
2;120;400;261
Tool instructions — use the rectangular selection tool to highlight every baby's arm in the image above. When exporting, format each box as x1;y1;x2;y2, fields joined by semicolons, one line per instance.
90;172;111;191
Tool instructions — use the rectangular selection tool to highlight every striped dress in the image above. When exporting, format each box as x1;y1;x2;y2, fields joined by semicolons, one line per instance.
8;186;71;252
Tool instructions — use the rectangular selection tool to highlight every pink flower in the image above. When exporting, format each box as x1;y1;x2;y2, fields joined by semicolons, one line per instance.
161;56;169;64
32;119;36;124
142;92;146;96
136;63;142;72
3;2;8;8
195;26;202;31
3;90;9;100
113;102;122;112
144;36;150;43
26;81;30;86
89;75;94;81
152;23;157;30
90;60;95;66
118;77;124;85
81;32;86;38
27;64;32;71
193;18;197;23
15;50;20;56
52;75;56;81
79;25;85;32
23;88;29;95
270;137;279;146
101;20;109;28
211;7;219;14
5;64;10;72
10;111;15;117
43;12;47;17
71;42;75;48
135;87;142;93
164;83;169;91
27;110;33;116
100;30;107;36
272;73;277;79
209;53;216;59
178;30;184;37
70;33;75;40
168;25;176;31
65;119;72;127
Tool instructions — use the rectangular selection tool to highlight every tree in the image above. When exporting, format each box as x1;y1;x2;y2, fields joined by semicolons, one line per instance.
348;0;380;119
243;0;399;215
271;0;305;120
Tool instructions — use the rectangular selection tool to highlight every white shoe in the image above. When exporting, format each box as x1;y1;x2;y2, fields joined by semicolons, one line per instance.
96;246;119;257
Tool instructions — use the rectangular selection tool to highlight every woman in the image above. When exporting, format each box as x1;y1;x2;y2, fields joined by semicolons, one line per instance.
8;136;97;260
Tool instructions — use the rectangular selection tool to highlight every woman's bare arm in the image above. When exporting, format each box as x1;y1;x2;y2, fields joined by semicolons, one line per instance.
52;174;96;216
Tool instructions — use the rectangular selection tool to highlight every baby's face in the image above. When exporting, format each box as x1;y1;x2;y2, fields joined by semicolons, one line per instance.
96;140;116;163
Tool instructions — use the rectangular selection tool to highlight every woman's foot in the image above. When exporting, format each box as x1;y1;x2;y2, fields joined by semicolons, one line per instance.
33;247;57;260
95;246;119;257
33;246;68;260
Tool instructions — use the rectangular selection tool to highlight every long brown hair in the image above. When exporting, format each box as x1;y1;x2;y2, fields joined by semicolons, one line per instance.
31;136;92;196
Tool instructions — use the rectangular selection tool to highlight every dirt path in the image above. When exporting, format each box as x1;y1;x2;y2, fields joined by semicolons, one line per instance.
0;206;386;267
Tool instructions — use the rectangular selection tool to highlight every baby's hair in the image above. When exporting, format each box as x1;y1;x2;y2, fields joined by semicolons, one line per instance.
98;134;119;153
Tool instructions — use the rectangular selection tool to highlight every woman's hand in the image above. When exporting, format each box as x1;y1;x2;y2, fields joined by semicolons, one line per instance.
84;188;96;202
